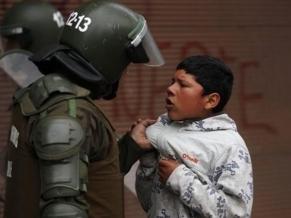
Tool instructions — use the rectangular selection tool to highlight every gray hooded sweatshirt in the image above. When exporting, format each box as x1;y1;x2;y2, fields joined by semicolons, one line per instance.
136;113;253;218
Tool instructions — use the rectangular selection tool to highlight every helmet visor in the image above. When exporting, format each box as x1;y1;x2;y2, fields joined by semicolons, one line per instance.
0;26;28;54
141;29;164;66
0;49;43;87
129;16;164;67
0;36;23;55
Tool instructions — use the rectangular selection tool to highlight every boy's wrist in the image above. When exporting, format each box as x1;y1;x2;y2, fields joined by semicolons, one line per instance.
166;164;186;190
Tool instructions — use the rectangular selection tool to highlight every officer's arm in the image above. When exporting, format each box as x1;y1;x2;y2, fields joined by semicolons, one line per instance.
118;118;155;174
32;115;88;218
118;133;146;174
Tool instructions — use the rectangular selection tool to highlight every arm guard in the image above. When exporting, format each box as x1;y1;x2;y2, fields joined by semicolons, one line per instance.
33;115;88;218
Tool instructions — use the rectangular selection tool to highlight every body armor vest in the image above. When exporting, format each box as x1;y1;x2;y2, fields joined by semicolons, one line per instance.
4;74;124;218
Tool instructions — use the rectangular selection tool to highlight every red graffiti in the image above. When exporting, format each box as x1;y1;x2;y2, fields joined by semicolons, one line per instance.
238;61;276;133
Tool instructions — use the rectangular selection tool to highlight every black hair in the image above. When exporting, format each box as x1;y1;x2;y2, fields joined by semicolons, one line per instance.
176;55;234;113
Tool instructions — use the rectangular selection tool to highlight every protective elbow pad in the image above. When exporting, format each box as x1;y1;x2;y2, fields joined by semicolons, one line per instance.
33;116;88;199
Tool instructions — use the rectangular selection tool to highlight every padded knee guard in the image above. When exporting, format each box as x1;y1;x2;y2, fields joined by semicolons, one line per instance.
33;116;88;218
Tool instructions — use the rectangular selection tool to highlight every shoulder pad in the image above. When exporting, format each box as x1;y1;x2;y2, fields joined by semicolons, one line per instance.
33;116;84;160
15;74;90;116
13;87;28;103
29;74;89;108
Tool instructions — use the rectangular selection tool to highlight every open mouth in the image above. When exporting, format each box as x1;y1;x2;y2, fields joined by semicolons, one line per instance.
165;98;174;109
166;98;173;105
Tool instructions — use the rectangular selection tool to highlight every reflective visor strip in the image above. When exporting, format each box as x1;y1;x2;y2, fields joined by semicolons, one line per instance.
128;16;147;47
0;27;25;54
0;27;25;36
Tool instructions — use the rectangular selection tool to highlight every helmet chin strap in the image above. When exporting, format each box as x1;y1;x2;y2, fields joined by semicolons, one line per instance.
30;44;119;100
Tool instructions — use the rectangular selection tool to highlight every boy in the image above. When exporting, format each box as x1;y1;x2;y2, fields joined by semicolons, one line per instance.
134;55;253;217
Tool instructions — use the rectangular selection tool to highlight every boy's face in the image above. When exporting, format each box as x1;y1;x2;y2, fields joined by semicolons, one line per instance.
166;69;212;121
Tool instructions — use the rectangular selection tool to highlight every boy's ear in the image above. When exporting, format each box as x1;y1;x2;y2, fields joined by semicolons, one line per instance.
204;93;220;110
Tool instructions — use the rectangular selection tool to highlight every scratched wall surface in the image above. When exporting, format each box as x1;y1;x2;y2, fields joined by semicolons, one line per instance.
0;0;291;217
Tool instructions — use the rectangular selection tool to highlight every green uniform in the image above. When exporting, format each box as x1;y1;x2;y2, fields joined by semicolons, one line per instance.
3;1;164;217
4;73;123;218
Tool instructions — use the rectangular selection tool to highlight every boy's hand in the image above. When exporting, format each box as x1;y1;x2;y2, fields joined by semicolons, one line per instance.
130;118;156;150
158;158;180;184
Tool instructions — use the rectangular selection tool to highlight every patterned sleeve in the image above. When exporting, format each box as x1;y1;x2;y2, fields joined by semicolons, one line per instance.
135;151;158;212
166;145;253;217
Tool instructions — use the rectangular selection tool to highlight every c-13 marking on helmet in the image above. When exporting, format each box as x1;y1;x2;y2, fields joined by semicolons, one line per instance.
66;11;92;32
60;1;164;84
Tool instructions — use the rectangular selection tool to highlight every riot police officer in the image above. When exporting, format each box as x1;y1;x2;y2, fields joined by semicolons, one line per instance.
0;1;64;87
0;1;64;54
0;2;64;217
4;1;164;218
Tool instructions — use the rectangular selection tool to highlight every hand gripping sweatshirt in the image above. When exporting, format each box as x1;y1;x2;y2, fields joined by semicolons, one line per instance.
136;113;253;218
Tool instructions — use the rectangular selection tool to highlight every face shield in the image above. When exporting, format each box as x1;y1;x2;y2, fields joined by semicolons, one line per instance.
0;49;43;88
127;15;164;67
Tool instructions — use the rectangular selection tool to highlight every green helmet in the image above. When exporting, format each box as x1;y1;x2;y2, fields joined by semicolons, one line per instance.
0;1;64;53
60;0;164;84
